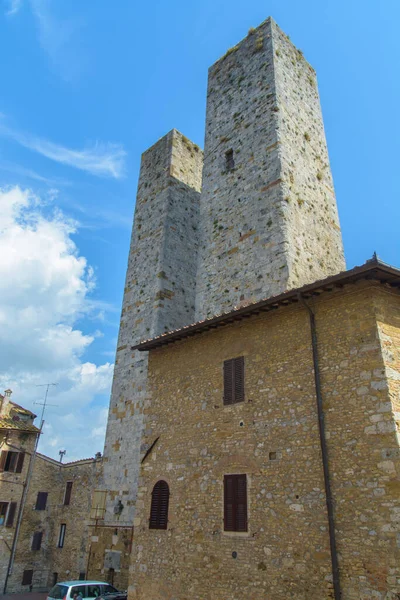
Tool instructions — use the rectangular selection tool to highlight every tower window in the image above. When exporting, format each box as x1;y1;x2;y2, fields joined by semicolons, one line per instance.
225;149;235;171
149;480;170;529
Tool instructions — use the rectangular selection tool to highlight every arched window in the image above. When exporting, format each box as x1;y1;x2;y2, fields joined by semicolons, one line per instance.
149;480;170;529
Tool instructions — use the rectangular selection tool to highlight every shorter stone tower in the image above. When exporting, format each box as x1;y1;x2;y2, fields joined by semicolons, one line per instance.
100;130;203;536
195;18;345;320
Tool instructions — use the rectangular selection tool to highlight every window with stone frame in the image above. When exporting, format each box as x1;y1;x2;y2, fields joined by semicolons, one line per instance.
0;501;17;527
149;480;170;529
0;450;25;473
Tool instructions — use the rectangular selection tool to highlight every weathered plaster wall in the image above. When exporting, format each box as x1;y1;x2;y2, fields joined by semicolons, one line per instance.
130;282;400;600
195;18;345;320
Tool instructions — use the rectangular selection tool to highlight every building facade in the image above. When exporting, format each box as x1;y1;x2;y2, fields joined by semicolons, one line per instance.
95;16;347;586
130;264;400;600
0;390;39;593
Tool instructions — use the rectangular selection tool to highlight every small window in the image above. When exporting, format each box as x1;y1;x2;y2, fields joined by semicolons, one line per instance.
63;482;73;506
35;492;48;511
52;573;58;587
0;502;8;526
0;450;25;473
224;474;248;532
58;523;66;548
223;356;245;405
31;531;43;551
149;480;170;530
79;572;86;581
22;569;33;586
0;502;17;527
225;149;235;171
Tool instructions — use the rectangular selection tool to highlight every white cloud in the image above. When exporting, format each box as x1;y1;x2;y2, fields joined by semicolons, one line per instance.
0;186;114;460
5;0;22;16
0;118;126;178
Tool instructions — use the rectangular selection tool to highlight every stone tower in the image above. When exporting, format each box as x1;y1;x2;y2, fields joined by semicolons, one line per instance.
195;17;345;319
100;130;202;531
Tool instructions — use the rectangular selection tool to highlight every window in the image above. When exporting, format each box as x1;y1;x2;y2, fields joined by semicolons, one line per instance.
225;149;235;171
63;481;73;506
58;523;66;548
223;356;244;405
0;450;25;473
78;573;85;581
90;490;106;519
31;531;43;551
52;573;58;586
0;502;17;527
22;569;33;586
224;474;248;532
149;480;170;530
71;586;86;599
48;584;68;599
35;492;48;511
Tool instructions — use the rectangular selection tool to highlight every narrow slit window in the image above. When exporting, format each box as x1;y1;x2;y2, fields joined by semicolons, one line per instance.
225;149;235;171
58;523;66;548
63;482;73;506
149;480;170;530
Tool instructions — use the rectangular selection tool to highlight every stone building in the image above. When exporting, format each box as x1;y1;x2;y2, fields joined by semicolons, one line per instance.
130;260;400;600
94;17;349;588
0;389;102;593
0;389;39;593
6;452;102;593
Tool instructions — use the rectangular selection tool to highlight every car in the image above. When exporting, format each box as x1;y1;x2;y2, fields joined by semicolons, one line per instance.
47;580;125;600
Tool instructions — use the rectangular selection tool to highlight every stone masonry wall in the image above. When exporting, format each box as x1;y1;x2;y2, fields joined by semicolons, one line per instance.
271;21;345;288
195;18;345;320
98;130;202;581
7;454;100;593
0;429;37;593
130;282;400;600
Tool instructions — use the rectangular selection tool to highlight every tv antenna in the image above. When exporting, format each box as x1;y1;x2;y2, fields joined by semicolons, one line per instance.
34;383;58;427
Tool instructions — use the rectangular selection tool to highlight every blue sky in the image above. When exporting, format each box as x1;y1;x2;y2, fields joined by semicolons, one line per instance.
0;0;398;460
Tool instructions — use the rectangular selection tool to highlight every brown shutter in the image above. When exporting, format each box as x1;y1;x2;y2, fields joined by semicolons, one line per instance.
234;356;245;403
224;474;247;532
224;357;244;405
236;474;248;532
149;480;169;530
15;452;25;473
35;492;48;511
31;531;43;551
223;359;234;405
22;570;33;586
6;502;17;527
224;475;235;531
0;451;6;472
64;482;73;505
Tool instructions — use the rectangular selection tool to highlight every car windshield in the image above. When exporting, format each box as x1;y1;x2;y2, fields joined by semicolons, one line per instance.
48;585;69;599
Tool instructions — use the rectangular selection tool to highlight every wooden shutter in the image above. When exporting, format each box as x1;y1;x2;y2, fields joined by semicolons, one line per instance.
6;502;17;527
15;452;25;473
64;481;73;505
22;569;33;586
223;357;244;405
224;474;247;532
149;480;169;530
35;492;48;511
31;531;43;551
0;451;6;472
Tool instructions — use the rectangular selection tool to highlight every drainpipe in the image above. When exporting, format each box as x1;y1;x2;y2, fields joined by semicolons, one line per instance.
300;295;341;600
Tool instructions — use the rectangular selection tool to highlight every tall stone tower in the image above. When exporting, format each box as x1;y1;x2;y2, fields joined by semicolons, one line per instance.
195;17;345;319
97;130;202;579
